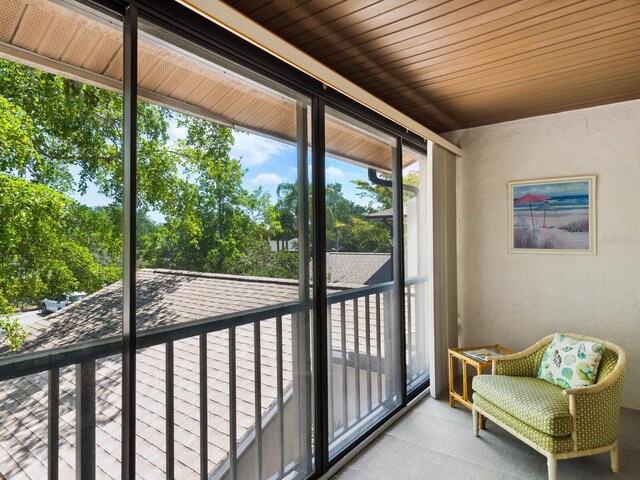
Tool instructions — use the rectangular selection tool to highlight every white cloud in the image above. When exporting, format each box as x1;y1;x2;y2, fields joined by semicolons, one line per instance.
231;132;289;167
168;124;187;142
252;173;284;185
325;166;344;180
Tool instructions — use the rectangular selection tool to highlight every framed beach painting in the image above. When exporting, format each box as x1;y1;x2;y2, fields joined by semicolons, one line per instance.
508;175;596;254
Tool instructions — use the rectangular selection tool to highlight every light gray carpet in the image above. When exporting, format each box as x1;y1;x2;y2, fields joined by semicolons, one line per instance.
331;396;640;480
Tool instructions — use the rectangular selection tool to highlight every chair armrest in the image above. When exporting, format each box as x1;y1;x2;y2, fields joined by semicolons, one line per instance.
564;371;625;451
490;336;553;376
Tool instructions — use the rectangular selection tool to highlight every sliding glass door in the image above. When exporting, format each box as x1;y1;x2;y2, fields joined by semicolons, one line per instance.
324;108;402;459
403;147;431;394
0;1;433;478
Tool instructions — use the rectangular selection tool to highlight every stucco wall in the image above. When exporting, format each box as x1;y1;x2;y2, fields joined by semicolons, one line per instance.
445;99;640;409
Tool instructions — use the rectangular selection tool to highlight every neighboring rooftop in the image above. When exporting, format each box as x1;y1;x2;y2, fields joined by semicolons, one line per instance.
326;252;392;286
0;268;388;479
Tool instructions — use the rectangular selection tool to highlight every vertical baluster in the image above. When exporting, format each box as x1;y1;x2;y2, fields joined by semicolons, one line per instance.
340;301;348;433
254;322;263;480
365;296;372;413
353;298;361;421
327;306;334;441
200;334;208;480
166;342;174;480
76;360;95;480
376;294;382;405
229;327;237;480
48;368;59;480
407;284;413;383
276;316;284;475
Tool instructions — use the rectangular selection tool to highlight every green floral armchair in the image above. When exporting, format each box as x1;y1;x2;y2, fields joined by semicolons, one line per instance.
471;333;626;480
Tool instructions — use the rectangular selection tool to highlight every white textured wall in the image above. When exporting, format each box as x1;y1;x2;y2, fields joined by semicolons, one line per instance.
446;100;640;409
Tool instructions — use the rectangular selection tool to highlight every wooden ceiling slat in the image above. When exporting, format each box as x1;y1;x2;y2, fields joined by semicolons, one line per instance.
224;0;640;131
428;72;640;126
385;34;640;107
240;0;346;32
354;15;640;94
394;51;640;113
445;85;640;130
343;1;640;83
248;0;374;28
251;0;384;42
376;23;640;97
311;0;526;63
288;0;421;49
325;0;554;71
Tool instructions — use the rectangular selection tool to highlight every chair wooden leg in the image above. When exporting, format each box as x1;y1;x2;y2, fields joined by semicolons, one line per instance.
472;407;479;437
611;442;620;473
547;457;557;480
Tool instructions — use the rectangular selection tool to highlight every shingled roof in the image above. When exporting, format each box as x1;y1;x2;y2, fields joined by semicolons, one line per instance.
0;269;386;479
325;252;392;286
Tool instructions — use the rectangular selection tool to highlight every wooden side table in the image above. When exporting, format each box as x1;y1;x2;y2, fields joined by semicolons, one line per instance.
448;345;515;412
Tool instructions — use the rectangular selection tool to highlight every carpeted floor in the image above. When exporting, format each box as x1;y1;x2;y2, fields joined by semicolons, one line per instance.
331;395;640;479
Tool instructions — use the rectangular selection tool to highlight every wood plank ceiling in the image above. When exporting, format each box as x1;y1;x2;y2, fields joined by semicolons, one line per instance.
223;0;640;133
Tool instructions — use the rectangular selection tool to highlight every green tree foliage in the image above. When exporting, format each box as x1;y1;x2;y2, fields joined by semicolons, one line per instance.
140;116;271;273
353;175;392;211
227;242;298;279
0;58;187;214
0;56;404;315
0;294;26;351
275;182;299;247
0;175;120;309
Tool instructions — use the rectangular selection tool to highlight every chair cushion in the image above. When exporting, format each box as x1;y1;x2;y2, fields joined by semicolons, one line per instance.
473;375;572;437
537;332;604;389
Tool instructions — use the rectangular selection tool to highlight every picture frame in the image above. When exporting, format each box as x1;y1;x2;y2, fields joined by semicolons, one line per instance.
508;175;596;254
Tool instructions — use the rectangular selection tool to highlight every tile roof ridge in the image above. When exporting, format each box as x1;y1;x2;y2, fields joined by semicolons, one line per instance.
146;268;301;286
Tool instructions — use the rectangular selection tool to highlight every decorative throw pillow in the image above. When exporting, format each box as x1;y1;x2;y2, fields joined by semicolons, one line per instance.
537;333;605;389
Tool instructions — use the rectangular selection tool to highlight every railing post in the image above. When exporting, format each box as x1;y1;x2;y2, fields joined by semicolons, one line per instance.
276;316;285;475
365;296;372;412
253;323;263;480
166;342;175;479
76;360;96;480
353;299;361;421
200;333;208;480
48;368;60;480
376;294;383;405
340;301;348;430
382;291;393;400
229;327;238;480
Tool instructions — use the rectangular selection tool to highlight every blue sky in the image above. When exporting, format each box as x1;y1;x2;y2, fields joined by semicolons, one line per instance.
69;126;373;223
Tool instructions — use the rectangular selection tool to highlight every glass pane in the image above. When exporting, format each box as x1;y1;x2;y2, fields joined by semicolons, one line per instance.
403;147;431;392
325;108;401;458
0;0;124;477
134;19;314;479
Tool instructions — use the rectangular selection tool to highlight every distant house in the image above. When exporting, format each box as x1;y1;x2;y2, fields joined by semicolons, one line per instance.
0;269;390;479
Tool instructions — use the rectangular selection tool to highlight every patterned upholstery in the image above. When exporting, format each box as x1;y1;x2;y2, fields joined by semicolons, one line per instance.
473;394;574;454
575;350;624;451
473;335;625;460
494;345;547;377
472;375;572;436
